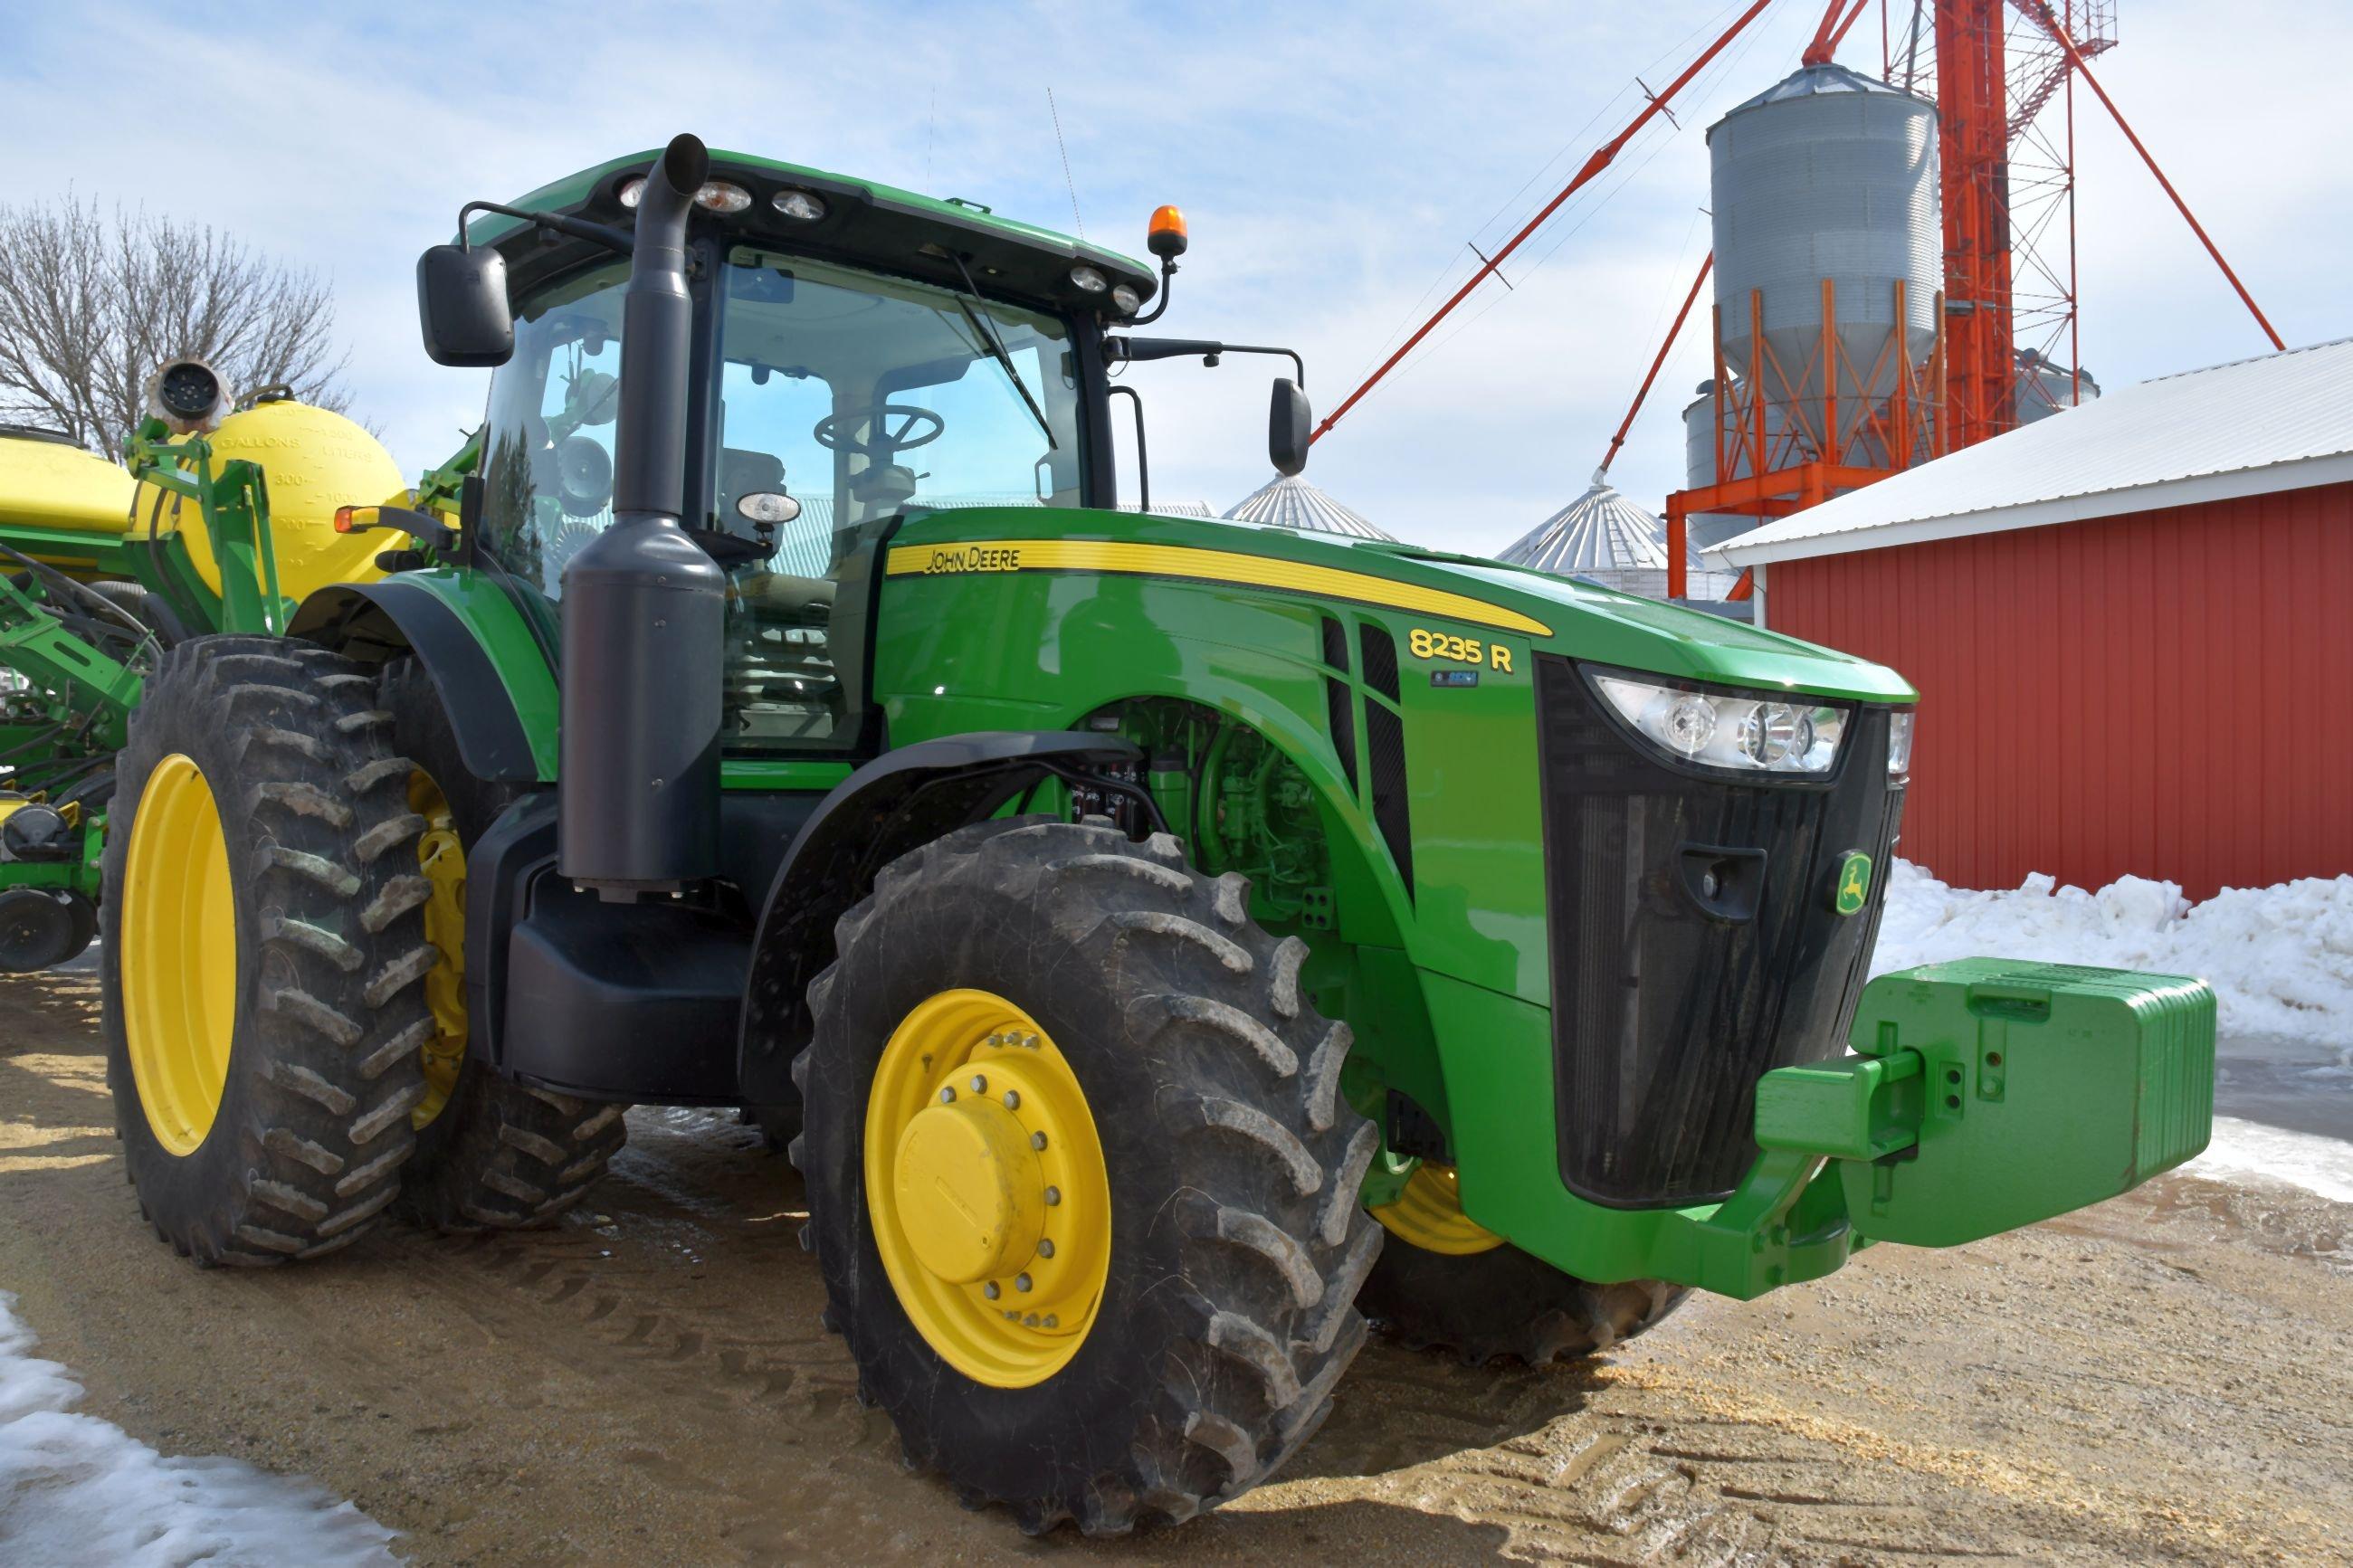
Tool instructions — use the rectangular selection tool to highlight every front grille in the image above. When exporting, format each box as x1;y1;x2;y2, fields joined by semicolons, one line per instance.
1534;655;1904;1208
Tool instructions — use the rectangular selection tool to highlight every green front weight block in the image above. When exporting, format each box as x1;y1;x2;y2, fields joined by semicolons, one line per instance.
1756;958;2217;1250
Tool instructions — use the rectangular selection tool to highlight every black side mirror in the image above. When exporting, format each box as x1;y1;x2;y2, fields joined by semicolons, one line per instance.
1269;378;1311;477
416;244;513;367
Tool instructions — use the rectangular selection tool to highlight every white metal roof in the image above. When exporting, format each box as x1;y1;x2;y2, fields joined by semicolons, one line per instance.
1711;337;2353;567
1222;474;1396;540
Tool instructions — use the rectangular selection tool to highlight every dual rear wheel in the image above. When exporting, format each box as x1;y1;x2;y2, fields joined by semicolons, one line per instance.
103;638;624;1265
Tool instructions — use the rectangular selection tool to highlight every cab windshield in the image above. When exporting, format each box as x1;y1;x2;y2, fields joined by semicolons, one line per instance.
478;247;1087;755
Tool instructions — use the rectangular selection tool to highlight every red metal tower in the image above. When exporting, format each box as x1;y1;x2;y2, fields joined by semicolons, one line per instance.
1935;0;2015;446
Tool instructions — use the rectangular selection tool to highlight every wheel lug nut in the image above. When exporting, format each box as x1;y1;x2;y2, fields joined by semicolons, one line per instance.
1037;1239;1055;1259
1002;1089;1020;1109
1023;1314;1040;1327
1031;1131;1047;1151
969;1075;987;1093
1043;1186;1061;1206
1015;1273;1033;1292
984;1281;1000;1300
1044;1315;1059;1328
939;1088;956;1103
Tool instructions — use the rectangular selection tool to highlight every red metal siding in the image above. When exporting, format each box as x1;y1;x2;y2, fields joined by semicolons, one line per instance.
1767;480;2353;898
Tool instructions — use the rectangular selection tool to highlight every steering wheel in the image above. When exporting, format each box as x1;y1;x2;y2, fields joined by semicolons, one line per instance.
814;404;944;460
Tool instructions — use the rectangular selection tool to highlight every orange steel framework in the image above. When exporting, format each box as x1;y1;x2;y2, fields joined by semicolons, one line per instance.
1662;276;1946;599
1311;0;2284;600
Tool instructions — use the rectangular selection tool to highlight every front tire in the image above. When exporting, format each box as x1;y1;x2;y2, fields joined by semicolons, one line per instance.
795;818;1383;1534
103;637;437;1265
1359;1165;1686;1364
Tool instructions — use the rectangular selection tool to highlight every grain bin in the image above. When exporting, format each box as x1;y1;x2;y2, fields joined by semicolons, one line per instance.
1708;62;1939;462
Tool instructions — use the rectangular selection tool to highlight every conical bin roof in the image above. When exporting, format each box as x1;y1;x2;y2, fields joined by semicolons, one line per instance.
1496;473;1737;598
1222;474;1395;540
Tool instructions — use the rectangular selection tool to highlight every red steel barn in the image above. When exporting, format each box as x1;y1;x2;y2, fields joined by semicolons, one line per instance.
1715;338;2353;900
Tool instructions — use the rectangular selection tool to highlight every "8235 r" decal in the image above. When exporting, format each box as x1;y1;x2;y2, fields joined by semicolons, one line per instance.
1408;627;1514;673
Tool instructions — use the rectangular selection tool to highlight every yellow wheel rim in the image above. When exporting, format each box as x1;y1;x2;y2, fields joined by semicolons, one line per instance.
865;989;1110;1388
1372;1164;1507;1255
409;772;467;1129
121;754;238;1156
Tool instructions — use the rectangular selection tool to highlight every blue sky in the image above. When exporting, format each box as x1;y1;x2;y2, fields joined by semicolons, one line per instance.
3;0;2342;554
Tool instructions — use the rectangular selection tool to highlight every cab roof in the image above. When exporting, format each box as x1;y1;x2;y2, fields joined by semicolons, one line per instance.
469;147;1158;319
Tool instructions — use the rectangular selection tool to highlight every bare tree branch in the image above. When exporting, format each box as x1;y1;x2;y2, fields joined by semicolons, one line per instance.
0;195;352;454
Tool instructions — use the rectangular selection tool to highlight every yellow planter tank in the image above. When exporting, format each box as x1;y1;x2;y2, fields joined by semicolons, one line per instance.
132;398;404;604
0;429;137;538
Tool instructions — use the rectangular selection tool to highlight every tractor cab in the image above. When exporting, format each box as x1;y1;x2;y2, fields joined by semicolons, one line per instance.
448;150;1187;757
477;242;1090;753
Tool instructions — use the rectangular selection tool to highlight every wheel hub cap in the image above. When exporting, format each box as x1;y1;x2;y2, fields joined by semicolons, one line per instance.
891;1096;1043;1284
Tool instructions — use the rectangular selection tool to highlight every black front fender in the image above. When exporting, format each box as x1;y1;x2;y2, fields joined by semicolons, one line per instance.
735;731;1144;1105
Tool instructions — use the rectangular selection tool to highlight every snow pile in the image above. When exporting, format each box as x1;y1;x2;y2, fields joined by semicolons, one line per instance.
1872;860;2353;1046
0;1292;395;1568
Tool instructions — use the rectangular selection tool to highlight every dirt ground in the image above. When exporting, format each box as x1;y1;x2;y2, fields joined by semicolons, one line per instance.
5;962;2350;1567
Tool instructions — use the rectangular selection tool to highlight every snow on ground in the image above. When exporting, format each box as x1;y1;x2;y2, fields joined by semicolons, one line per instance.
0;1291;395;1568
1872;860;2353;1048
2190;1117;2353;1206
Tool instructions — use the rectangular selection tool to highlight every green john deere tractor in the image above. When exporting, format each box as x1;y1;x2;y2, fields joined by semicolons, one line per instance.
100;135;2215;1533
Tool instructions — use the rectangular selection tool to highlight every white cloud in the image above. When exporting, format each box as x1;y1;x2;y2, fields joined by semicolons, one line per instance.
1;0;2339;556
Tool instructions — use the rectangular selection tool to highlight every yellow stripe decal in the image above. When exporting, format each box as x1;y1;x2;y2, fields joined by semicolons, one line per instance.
885;539;1553;637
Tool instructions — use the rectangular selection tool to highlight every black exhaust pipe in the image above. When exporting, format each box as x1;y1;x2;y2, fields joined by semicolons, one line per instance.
557;134;725;899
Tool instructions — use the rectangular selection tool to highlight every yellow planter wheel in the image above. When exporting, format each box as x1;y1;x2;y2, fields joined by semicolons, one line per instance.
864;989;1111;1387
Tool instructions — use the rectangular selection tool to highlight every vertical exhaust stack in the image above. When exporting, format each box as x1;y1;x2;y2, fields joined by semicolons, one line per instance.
557;134;726;899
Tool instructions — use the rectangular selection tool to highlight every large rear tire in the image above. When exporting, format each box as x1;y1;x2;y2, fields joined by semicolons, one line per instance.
795;817;1383;1535
103;637;437;1265
378;658;628;1230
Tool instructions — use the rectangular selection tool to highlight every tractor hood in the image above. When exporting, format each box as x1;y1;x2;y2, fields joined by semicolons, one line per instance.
885;508;1916;706
1345;537;1917;703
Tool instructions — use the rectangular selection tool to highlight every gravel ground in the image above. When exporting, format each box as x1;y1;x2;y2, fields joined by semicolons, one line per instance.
5;961;2349;1566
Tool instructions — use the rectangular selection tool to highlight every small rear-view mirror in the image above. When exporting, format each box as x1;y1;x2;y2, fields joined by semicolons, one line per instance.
1269;378;1311;477
416;244;514;368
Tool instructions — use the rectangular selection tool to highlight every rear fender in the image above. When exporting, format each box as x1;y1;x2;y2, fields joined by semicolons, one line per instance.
734;731;1143;1105
289;574;557;783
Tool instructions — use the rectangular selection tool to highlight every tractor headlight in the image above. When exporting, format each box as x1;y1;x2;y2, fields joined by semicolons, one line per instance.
1068;265;1108;294
1888;710;1916;778
1590;671;1847;776
1110;282;1142;316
